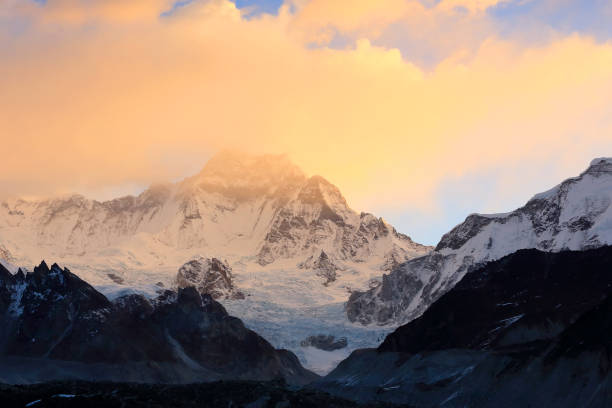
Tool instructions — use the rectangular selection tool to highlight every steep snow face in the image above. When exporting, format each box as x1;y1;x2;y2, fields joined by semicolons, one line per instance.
347;158;612;326
0;151;430;373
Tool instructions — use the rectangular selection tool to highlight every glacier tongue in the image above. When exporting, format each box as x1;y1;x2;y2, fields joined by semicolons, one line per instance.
347;157;612;327
221;259;392;375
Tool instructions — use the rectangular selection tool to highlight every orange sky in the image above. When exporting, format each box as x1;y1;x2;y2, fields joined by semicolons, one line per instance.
1;0;611;242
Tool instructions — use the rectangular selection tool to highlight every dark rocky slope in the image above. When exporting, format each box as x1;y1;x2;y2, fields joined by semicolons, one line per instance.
379;246;612;353
316;246;612;407
0;261;316;385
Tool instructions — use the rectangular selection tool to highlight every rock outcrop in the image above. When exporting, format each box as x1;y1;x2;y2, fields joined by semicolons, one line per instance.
301;335;348;351
176;256;244;300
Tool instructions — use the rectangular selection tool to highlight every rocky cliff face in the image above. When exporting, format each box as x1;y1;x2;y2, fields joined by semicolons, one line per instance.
298;251;339;286
0;261;317;385
176;256;244;300
347;158;612;326
316;246;612;407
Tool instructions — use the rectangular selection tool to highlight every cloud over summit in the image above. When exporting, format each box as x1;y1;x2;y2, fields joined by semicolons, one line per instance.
1;0;611;242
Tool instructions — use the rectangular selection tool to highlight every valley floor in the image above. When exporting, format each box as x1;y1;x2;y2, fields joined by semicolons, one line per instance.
0;380;402;408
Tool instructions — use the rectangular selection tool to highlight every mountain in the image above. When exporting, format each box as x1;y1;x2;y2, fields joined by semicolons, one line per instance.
347;157;612;326
0;261;317;385
0;151;428;276
315;246;612;407
0;150;431;373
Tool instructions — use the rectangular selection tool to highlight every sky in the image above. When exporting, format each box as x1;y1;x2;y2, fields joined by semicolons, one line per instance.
0;0;611;245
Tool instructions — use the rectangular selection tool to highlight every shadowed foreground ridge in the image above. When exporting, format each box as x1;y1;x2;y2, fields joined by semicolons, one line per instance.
316;246;612;407
0;261;317;385
380;245;612;353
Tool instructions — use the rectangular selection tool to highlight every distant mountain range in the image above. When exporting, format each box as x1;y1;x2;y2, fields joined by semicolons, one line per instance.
1;155;612;407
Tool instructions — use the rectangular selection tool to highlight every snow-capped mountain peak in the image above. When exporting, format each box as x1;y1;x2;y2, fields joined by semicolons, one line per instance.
0;150;430;291
184;150;307;199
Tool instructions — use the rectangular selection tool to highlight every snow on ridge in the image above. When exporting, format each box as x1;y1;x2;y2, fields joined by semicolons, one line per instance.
589;157;612;167
530;157;611;201
472;211;513;219
347;157;612;327
0;258;19;274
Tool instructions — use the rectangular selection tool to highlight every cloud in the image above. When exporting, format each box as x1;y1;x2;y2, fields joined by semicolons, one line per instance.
437;0;508;13
2;0;177;24
287;0;508;46
0;0;611;231
288;0;413;43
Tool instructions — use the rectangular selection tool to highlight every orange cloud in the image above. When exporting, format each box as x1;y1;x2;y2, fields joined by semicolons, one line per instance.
3;0;176;24
437;0;506;13
0;0;610;216
288;0;414;43
287;0;504;46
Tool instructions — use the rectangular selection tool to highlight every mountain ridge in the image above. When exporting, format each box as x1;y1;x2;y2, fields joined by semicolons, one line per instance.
347;157;612;326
